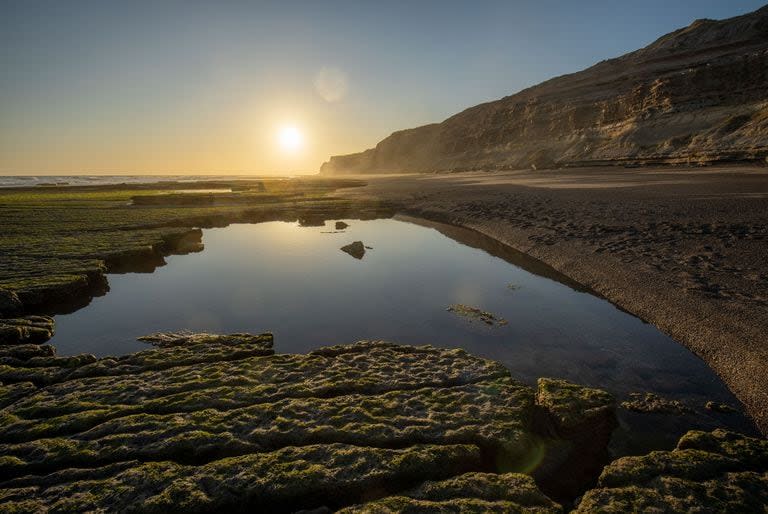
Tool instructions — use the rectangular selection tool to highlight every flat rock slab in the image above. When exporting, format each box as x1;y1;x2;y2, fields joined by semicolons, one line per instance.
339;472;562;513
0;316;54;345
0;334;561;511
0;443;483;513
0;332;762;512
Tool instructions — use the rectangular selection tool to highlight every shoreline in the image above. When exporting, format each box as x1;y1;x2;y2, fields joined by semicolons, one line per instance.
338;166;768;434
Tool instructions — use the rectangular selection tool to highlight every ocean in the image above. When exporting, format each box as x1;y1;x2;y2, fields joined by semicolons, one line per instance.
0;175;285;188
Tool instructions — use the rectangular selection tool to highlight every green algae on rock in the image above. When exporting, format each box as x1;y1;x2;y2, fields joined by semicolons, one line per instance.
535;378;615;437
0;332;274;388
573;429;768;513
0;333;763;512
0;178;390;319
0;316;54;345
339;472;562;513
0;333;619;511
621;392;694;415
447;304;508;326
0;444;484;513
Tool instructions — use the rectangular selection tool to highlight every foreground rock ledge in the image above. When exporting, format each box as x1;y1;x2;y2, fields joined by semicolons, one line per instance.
0;333;765;513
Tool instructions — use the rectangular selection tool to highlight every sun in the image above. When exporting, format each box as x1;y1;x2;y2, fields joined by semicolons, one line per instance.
277;125;303;153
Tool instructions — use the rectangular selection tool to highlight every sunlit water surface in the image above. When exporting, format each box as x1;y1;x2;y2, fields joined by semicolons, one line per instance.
50;218;758;454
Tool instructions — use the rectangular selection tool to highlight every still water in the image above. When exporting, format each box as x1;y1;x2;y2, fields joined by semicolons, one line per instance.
50;217;758;453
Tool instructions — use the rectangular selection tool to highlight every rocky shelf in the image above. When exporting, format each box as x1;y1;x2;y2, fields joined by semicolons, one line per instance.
0;333;765;512
0;178;396;346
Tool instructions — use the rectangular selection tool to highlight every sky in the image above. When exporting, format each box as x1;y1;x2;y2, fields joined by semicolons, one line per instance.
1;0;765;175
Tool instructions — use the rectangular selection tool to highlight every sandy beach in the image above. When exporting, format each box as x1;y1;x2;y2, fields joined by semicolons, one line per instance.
338;166;768;433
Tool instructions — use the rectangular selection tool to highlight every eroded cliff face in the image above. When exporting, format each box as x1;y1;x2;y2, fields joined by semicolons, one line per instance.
321;6;768;173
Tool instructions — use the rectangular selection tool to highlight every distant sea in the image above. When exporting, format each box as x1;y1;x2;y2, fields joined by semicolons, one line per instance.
0;175;280;188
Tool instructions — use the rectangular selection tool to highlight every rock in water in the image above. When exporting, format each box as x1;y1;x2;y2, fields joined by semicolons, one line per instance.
705;400;739;414
340;241;366;259
621;392;693;415
335;221;349;230
447;304;508;326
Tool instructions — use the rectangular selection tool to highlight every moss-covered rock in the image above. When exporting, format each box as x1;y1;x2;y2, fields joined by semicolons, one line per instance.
0;443;483;513
0;179;389;315
620;392;693;415
5;333;756;512
573;429;768;513
0;332;274;386
0;316;54;345
339;472;562;513
535;378;615;437
0;376;537;478
447;304;508;326
0;334;572;511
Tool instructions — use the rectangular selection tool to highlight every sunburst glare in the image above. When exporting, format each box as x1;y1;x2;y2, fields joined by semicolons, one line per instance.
277;125;303;153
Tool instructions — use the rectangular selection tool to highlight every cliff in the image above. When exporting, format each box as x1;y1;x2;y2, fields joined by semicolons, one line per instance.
321;6;768;173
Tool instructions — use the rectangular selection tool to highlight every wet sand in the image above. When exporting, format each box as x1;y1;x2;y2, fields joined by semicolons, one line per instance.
337;166;768;433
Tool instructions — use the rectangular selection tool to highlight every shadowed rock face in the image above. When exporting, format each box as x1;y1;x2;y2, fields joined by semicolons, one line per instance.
339;472;563;513
573;429;768;513
0;316;54;345
321;6;768;173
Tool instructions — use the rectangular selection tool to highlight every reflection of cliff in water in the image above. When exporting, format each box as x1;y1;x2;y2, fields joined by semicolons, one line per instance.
398;215;591;294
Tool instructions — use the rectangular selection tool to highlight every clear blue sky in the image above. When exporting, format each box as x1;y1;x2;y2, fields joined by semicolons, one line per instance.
1;0;765;174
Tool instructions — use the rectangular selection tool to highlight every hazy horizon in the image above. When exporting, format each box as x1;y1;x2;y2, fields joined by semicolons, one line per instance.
2;0;765;175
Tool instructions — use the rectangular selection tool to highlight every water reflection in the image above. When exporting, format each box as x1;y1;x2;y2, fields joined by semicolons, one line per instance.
50;218;758;454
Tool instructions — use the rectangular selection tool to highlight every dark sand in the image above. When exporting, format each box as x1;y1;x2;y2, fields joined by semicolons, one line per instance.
336;166;768;433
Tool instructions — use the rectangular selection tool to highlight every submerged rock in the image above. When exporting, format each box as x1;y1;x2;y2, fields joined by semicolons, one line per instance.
447;304;508;326
340;241;367;259
621;392;693;415
574;429;768;513
705;400;739;414
0;316;54;345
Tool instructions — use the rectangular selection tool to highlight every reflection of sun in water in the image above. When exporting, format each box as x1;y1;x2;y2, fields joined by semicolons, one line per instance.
277;125;303;153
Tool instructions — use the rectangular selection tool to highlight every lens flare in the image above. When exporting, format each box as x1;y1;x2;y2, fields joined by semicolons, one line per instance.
313;67;348;102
